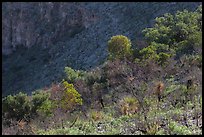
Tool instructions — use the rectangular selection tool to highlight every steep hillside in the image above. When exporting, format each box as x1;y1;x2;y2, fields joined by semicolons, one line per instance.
2;2;200;95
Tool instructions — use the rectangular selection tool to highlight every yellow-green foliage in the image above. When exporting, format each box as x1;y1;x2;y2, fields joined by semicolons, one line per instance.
123;96;139;106
120;96;140;116
108;35;132;59
60;80;83;111
139;44;159;60
90;110;104;121
169;121;192;135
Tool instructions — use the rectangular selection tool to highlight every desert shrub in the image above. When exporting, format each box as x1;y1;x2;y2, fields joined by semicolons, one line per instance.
141;5;202;63
146;121;160;135
36;99;56;117
2;90;56;124
168;108;184;121
120;96;140;116
168;121;192;135
157;52;171;66
31;90;53;115
85;67;104;81
143;5;202;47
166;84;187;107
2;92;31;121
139;44;159;60
79;121;97;135
64;67;85;83
103;59;132;91
108;35;132;59
83;68;102;86
180;54;202;68
138;42;173;66
90;110;104;121
58;80;83;112
155;128;166;135
39;81;83;130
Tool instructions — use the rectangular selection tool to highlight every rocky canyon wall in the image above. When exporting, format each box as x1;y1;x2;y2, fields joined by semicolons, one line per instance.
2;2;97;55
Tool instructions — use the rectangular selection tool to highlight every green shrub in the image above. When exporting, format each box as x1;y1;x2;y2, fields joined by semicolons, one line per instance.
64;67;85;83
169;121;192;135
30;90;56;119
120;96;140;116
158;52;171;66
90;110;104;121
64;67;79;83
58;80;83;112
138;42;173;66
108;35;132;59
155;128;165;135
84;72;98;86
2;92;31;121
31;90;51;114
139;44;159;61
2;90;55;122
141;5;202;62
123;97;139;107
36;99;56;117
84;70;102;86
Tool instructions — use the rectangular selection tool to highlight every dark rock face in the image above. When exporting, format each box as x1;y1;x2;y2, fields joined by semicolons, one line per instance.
2;2;95;55
2;2;201;95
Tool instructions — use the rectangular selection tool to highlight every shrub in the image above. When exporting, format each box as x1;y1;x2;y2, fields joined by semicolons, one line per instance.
142;5;202;58
169;121;192;135
120;96;139;116
180;54;202;68
138;42;172;66
64;67;79;83
31;90;52;115
90;110;104;121
36;99;56;117
59;80;83;112
2;90;55;123
64;67;85;83
2;92;31;121
146;121;160;135
108;35;132;59
84;70;101;86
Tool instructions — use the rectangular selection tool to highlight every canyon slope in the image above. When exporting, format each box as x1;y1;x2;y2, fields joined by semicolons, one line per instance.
2;2;201;95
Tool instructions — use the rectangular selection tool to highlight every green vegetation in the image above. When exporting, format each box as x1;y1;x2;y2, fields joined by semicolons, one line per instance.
2;92;31;121
139;5;202;65
108;35;132;59
59;80;83;111
64;67;86;83
2;90;54;122
2;5;202;135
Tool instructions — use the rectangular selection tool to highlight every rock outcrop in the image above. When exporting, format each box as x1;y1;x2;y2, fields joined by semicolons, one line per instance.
2;2;97;55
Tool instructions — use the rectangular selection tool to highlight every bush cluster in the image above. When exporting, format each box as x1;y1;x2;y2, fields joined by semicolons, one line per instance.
2;91;53;122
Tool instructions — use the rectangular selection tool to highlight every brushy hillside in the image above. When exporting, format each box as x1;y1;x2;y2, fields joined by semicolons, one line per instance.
2;2;201;96
2;5;202;135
